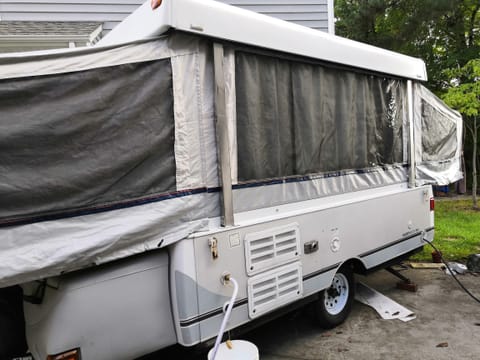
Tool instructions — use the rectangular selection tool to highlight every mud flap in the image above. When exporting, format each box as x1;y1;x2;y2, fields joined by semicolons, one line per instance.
0;286;28;360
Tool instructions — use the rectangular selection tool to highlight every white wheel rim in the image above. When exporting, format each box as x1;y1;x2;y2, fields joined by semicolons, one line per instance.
324;273;349;315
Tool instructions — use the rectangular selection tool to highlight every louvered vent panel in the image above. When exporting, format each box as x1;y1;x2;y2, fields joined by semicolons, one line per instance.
245;223;300;275
248;262;303;319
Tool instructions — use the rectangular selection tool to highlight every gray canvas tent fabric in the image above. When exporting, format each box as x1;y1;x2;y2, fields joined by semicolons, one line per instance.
228;49;410;213
235;51;405;182
0;34;220;287
421;100;457;162
0;59;176;226
0;30;463;288
414;84;462;186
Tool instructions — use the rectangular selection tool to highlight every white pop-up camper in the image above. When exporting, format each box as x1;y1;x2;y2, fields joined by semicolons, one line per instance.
0;0;462;359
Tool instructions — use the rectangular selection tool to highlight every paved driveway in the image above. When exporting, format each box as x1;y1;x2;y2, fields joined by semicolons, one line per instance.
146;268;480;360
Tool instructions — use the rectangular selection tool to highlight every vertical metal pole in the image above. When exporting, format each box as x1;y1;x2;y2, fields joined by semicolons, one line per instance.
213;43;234;226
407;80;416;188
327;0;335;34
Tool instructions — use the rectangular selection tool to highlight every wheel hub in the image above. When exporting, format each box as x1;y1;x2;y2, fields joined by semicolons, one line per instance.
324;273;349;316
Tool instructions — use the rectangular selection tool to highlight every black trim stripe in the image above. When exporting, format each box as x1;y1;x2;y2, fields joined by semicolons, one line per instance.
359;231;422;258
0;187;220;228
179;298;248;328
3;164;408;228
303;262;341;281
425;226;435;233
179;228;430;328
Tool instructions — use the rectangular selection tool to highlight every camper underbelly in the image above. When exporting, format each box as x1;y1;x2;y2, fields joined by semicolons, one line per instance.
23;185;433;359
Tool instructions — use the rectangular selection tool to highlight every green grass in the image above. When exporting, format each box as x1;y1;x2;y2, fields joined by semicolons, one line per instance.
411;198;480;262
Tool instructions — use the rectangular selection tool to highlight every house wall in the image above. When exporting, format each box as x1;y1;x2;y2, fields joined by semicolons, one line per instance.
0;0;333;35
218;0;332;32
0;0;145;34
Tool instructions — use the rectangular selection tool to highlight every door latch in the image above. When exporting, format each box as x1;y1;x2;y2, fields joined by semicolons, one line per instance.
209;237;218;259
304;240;319;254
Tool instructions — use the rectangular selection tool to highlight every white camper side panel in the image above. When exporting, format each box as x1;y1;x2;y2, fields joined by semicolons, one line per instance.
170;184;433;345
24;250;177;360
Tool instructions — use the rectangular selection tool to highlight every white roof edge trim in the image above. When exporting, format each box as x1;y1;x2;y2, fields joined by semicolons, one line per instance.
98;1;171;47
98;0;427;81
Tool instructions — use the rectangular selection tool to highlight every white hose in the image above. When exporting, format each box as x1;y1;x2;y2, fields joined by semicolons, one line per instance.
210;276;238;360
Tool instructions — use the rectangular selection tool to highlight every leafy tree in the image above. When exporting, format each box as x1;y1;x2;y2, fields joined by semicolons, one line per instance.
335;1;480;199
442;60;480;207
334;0;480;92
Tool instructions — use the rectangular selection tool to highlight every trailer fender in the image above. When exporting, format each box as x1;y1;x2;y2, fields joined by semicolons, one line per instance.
341;258;368;275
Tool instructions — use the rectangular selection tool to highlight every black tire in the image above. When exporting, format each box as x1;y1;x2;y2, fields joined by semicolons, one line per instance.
0;286;28;360
313;266;354;329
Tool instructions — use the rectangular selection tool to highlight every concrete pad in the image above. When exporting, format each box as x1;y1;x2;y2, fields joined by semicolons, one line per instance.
144;268;480;360
252;269;480;360
355;282;416;322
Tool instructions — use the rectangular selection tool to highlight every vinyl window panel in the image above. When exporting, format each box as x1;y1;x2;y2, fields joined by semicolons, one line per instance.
235;51;405;182
0;58;176;226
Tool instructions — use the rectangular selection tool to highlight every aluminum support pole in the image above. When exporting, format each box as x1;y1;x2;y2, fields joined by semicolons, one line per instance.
407;80;415;188
213;43;234;226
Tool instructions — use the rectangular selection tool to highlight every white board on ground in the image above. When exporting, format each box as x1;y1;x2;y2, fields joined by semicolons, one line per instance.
355;282;416;322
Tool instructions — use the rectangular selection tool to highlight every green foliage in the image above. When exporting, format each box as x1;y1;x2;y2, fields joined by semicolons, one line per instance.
442;59;480;117
441;59;480;210
335;1;480;201
335;0;480;92
411;199;480;261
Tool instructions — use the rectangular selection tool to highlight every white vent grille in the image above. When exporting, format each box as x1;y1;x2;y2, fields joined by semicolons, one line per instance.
244;223;300;275
247;262;303;319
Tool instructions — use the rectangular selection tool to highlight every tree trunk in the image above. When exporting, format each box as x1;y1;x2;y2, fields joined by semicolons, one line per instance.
473;116;478;209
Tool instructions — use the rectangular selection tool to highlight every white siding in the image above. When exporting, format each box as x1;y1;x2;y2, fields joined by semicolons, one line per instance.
0;0;332;34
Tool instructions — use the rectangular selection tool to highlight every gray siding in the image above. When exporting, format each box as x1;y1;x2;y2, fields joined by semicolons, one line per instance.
218;0;330;32
0;0;144;33
0;0;332;34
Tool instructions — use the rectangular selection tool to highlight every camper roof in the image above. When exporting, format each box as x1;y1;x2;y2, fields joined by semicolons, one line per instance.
99;0;427;81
